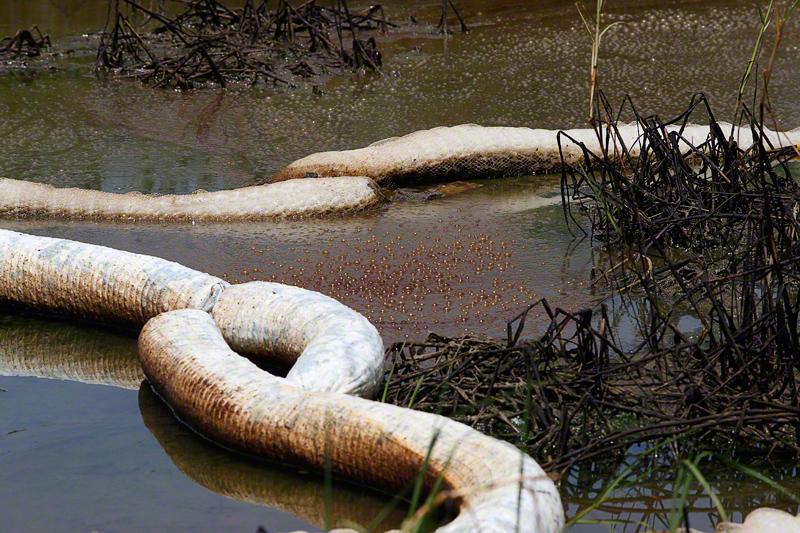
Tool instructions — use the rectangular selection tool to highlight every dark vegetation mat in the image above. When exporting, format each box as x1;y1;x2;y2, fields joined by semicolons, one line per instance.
384;94;800;474
1;26;51;59
0;26;54;72
96;0;467;89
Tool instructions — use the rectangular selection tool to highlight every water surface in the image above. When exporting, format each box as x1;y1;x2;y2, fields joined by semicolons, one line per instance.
1;1;799;531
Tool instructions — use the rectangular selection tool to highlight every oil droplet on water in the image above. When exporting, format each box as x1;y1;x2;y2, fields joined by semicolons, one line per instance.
242;229;540;340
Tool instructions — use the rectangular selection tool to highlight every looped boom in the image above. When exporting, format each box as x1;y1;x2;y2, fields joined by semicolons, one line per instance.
0;229;564;532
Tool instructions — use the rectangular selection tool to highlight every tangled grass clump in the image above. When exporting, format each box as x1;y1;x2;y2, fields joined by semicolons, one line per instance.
1;26;51;60
97;0;390;88
385;95;800;474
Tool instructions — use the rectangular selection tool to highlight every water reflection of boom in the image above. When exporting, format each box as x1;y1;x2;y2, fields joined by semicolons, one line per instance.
0;313;143;389
0;312;405;530
138;385;406;531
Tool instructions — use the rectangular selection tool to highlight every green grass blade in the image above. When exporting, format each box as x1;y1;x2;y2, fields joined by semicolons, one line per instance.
683;457;728;523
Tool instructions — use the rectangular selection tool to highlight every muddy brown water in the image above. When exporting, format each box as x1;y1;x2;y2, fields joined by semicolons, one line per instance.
1;1;799;532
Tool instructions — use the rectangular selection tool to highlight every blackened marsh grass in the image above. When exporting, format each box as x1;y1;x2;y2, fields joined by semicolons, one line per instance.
385;94;800;479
